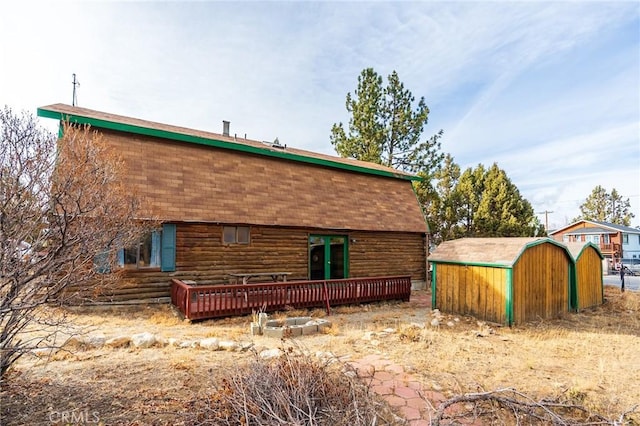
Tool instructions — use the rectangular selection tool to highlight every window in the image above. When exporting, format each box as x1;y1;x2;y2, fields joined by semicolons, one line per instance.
622;233;629;244
223;226;250;244
585;235;600;244
120;231;162;268
562;235;569;242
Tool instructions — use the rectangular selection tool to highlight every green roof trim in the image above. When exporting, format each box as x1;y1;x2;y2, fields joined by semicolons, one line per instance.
37;107;420;182
511;238;574;268
431;263;437;308
505;268;513;326
572;242;604;261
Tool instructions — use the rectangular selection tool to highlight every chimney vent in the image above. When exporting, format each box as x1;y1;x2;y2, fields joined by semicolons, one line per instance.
222;120;230;137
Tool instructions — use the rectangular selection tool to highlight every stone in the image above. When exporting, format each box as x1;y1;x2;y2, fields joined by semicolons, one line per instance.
260;348;283;359
430;318;440;327
218;340;238;351
131;332;156;348
167;338;180;347
446;321;455;327
263;327;284;339
301;323;318;335
199;338;220;350
362;331;376;341
105;336;131;348
84;334;106;348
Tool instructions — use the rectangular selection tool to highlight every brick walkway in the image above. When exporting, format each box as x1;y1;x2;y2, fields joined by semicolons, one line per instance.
349;291;482;425
349;353;445;425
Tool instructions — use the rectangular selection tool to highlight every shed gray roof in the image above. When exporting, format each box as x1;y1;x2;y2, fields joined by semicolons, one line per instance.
427;237;567;267
563;241;604;261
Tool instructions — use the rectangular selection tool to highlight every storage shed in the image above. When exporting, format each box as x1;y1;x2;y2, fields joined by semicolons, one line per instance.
428;238;573;325
564;242;603;311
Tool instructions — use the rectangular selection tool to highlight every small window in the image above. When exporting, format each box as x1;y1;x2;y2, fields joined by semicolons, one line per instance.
622;234;629;244
223;226;250;244
119;231;162;269
562;235;569;242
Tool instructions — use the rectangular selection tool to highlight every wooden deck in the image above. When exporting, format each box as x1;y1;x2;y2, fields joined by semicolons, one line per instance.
171;276;412;320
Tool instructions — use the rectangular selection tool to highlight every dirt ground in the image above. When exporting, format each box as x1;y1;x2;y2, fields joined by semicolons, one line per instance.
1;286;639;425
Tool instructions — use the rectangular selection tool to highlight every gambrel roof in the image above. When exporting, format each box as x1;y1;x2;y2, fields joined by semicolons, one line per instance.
563;241;604;261
38;104;428;233
428;237;570;267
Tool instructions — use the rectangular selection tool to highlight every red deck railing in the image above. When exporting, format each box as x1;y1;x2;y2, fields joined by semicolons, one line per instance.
170;276;412;320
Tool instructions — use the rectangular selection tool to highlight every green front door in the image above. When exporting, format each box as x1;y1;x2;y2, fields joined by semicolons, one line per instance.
309;235;348;280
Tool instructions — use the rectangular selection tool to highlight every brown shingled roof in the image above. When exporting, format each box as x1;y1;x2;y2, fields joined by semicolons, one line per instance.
38;103;415;179
39;104;428;233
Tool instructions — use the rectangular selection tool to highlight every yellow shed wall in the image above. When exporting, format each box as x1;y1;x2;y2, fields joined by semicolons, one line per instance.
435;264;508;324
575;248;603;310
512;243;569;323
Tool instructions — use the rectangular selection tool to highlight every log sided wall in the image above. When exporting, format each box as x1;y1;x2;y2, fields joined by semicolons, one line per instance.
82;223;426;303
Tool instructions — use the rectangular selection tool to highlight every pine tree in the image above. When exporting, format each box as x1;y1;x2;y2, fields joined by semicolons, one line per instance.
575;186;635;226
454;163;543;237
330;68;443;175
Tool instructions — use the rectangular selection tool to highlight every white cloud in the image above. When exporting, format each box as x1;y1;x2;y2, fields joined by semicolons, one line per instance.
1;1;638;226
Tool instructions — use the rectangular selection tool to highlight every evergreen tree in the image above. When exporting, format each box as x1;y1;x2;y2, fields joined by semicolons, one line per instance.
454;163;543;237
330;68;443;175
575;186;635;226
422;154;464;244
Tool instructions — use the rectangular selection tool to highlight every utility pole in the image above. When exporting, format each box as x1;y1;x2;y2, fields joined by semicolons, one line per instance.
537;210;554;233
72;73;80;106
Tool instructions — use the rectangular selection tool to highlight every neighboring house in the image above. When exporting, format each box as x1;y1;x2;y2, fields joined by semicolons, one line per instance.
38;104;429;303
549;220;640;269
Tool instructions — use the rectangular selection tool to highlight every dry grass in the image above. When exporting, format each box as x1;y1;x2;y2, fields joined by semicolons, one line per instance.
1;286;638;425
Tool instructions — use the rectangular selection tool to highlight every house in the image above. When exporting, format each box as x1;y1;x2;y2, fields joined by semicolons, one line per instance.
37;104;428;303
549;220;640;271
564;242;603;311
428;238;572;325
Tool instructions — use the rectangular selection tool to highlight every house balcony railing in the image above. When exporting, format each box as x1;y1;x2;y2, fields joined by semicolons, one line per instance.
171;276;412;321
599;243;621;253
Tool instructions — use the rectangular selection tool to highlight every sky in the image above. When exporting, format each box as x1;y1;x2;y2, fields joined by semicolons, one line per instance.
1;1;639;229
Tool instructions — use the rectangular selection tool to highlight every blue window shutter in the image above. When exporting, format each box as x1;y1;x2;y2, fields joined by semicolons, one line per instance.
117;249;125;266
94;250;111;274
161;223;176;272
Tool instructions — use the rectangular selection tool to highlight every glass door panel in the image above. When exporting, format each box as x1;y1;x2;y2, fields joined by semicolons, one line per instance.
309;235;348;280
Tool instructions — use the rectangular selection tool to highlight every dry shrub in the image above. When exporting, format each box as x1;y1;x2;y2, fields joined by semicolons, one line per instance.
147;311;182;327
619;290;640;312
196;347;402;425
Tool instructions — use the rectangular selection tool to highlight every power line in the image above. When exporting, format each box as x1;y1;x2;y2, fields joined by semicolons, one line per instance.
536;210;554;231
